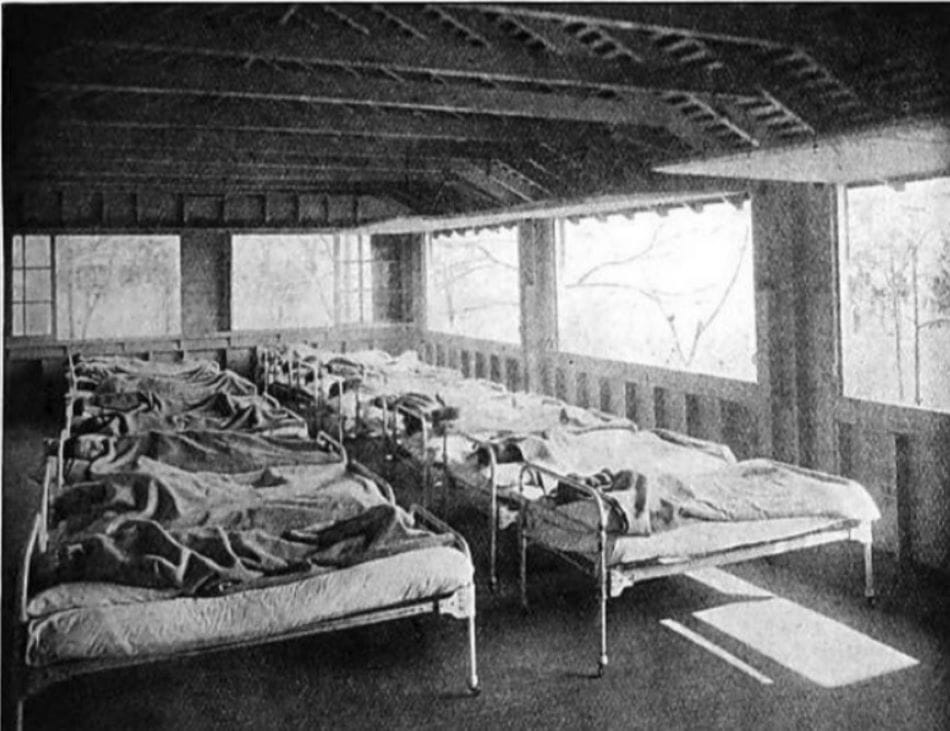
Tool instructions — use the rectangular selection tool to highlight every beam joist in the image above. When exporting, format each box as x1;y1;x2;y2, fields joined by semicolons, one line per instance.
29;56;708;134
48;6;763;100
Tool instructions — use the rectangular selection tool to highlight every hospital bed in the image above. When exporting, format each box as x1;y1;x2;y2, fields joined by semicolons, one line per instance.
65;352;309;439
508;427;879;676
13;431;480;730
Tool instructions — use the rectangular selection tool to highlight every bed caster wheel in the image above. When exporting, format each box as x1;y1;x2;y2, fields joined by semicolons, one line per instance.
866;596;877;609
488;579;498;594
468;683;481;697
596;657;608;678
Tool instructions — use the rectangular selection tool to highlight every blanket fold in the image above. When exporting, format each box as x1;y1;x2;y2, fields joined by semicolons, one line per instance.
43;458;451;597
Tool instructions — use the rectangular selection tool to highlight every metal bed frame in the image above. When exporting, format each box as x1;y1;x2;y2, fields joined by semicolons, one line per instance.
384;394;628;590
258;345;376;444
13;430;480;731
515;460;876;677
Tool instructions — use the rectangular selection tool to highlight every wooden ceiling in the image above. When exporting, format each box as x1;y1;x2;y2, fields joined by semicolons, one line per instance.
5;3;948;217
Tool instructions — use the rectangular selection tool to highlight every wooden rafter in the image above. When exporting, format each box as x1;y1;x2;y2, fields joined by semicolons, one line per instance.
29;57;708;133
20;126;526;162
45;12;763;100
460;3;947;124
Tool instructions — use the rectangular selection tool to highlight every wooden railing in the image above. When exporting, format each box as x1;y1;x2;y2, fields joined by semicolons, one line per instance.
418;331;768;461
833;397;950;567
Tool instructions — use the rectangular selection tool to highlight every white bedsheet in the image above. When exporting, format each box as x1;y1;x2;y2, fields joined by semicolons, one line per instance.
27;546;472;667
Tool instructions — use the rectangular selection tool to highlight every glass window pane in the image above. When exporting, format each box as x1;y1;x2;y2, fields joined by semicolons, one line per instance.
556;201;756;382
11;269;24;302
25;268;52;301
426;227;521;344
25;235;51;267
24;303;51;335
56;235;181;340
231;234;334;330
840;176;950;411
11;304;24;336
12;235;23;267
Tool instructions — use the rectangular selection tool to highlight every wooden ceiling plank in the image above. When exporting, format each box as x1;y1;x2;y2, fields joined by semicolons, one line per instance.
460;3;945;123
54;13;761;99
27;94;599;145
450;162;529;205
30;57;693;129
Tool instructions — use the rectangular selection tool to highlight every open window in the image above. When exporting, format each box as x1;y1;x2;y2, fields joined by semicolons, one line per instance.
556;200;756;381
8;235;53;337
55;235;181;340
426;227;520;344
839;176;950;411
231;234;335;331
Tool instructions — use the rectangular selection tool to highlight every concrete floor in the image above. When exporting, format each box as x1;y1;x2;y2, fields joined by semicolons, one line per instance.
4;415;949;731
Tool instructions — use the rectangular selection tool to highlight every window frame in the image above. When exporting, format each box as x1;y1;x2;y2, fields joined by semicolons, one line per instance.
836;174;950;413
6;233;56;341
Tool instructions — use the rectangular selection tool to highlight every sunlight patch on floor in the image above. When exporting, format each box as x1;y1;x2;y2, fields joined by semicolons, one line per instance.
693;597;919;687
685;567;774;598
660;619;773;685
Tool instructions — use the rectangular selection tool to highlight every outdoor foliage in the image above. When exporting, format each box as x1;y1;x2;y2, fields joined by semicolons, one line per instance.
426;227;521;344
55;235;181;340
557;201;757;381
841;176;950;410
231;234;335;331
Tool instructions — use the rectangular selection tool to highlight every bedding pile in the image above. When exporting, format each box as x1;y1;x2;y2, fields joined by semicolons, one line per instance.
74;391;308;438
66;430;341;477
41;457;452;597
516;427;881;537
72;355;222;383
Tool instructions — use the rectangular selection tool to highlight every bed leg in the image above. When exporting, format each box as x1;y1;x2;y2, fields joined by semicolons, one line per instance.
863;538;876;607
596;527;608;678
489;501;498;594
519;510;528;612
596;574;608;678
466;611;480;695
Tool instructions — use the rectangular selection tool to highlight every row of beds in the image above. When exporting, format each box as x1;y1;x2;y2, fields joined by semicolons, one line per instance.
259;342;882;676
13;353;480;726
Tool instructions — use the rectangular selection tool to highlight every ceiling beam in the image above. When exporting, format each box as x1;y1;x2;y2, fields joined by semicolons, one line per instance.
35;4;764;100
460;4;948;121
28;56;713;136
17;95;606;149
17;125;525;163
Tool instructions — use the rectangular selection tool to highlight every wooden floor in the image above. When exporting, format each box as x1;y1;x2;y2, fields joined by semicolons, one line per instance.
4;414;949;731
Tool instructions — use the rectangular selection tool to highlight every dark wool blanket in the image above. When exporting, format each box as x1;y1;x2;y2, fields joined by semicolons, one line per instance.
43;458;451;596
75;392;307;437
67;430;340;477
74;355;222;384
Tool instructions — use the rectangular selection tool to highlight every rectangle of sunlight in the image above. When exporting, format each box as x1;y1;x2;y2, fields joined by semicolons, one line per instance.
686;568;774;599
694;598;918;687
660;619;774;685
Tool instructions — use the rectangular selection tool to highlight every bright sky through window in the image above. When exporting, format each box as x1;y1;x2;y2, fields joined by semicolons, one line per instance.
557;200;756;381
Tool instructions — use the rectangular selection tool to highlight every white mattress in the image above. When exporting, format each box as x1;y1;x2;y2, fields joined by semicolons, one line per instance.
27;546;473;667
527;516;851;567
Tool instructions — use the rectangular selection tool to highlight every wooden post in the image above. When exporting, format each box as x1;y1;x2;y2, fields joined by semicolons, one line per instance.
519;219;558;395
